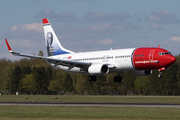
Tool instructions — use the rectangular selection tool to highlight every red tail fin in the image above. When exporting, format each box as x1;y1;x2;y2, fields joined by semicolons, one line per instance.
42;18;49;24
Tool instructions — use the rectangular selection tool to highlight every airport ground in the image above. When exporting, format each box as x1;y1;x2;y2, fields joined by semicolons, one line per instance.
0;95;180;120
1;106;180;120
1;95;180;103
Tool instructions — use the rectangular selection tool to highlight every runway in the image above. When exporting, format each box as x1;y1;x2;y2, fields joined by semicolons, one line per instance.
0;102;180;108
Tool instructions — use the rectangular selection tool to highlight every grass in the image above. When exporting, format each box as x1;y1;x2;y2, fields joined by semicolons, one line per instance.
0;95;180;103
1;95;180;120
0;106;180;120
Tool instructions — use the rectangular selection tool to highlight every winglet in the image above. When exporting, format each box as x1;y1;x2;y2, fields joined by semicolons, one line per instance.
5;39;13;52
42;18;49;25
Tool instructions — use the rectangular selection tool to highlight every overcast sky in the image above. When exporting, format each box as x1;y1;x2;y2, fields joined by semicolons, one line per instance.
1;0;180;60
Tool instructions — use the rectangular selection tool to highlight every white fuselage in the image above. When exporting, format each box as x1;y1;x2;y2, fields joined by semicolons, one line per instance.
49;48;136;74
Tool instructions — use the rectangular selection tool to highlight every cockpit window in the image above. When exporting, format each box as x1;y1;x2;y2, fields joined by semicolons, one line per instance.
165;52;171;55
159;52;171;56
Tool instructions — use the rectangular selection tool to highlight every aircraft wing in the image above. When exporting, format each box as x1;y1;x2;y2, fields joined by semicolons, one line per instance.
5;39;91;69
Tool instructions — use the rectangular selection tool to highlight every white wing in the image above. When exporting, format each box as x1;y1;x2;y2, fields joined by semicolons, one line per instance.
5;39;91;70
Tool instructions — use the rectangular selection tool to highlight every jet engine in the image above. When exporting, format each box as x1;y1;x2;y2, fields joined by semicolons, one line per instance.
133;70;152;76
88;64;109;75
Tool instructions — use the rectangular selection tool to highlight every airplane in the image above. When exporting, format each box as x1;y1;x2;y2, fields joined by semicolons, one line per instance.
5;18;176;82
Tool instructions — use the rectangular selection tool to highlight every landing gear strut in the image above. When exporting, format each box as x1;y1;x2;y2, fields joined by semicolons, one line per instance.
158;67;165;78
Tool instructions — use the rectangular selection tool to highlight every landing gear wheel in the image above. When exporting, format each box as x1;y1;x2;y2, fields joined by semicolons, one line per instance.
113;76;118;82
117;76;122;83
113;76;122;83
158;72;163;78
88;75;97;82
92;76;97;82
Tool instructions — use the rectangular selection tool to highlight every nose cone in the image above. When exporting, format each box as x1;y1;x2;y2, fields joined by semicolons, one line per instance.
167;55;176;67
170;56;176;64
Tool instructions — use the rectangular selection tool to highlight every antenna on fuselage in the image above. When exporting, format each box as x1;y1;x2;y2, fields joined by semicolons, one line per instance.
158;45;161;48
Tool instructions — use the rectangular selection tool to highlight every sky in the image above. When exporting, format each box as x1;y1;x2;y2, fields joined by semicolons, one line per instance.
1;0;180;60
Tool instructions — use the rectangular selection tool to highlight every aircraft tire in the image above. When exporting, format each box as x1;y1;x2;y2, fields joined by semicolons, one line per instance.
88;75;97;82
117;76;122;82
113;76;118;82
113;76;122;83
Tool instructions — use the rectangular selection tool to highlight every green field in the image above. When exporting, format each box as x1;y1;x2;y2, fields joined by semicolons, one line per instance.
0;95;180;103
0;95;180;120
0;106;180;120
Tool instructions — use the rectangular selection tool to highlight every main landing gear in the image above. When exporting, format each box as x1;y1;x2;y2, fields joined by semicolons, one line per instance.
113;76;122;83
88;75;97;82
113;72;122;83
88;75;122;83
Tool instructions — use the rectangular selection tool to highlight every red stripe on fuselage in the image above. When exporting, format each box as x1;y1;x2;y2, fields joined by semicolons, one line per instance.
132;48;176;70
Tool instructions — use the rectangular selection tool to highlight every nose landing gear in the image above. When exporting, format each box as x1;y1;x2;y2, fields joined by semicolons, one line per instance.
158;71;163;78
158;67;165;78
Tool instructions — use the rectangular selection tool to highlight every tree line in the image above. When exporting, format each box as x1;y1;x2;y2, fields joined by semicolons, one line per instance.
1;54;180;95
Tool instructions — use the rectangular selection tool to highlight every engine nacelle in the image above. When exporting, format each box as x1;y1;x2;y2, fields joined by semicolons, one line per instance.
88;64;109;75
133;70;152;76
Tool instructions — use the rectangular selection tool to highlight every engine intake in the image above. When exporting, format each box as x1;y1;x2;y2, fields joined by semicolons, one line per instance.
88;64;109;75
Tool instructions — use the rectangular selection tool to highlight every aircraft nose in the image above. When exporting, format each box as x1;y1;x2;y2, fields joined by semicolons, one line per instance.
164;55;176;68
169;55;176;64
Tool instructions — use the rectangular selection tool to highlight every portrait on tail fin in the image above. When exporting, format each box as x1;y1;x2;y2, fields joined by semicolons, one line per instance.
46;32;54;56
43;18;74;56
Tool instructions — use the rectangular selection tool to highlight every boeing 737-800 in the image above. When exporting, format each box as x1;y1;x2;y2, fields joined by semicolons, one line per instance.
5;18;176;82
